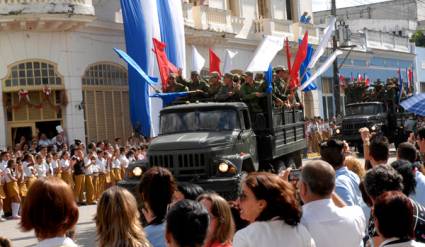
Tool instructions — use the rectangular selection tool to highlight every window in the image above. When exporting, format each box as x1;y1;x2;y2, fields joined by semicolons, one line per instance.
3;60;62;90
322;77;335;120
286;0;292;20
82;63;131;143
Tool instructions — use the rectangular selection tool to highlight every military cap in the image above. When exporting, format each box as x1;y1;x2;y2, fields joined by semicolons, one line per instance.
210;71;220;78
245;71;254;77
224;72;233;78
274;66;288;72
169;73;177;79
190;71;199;76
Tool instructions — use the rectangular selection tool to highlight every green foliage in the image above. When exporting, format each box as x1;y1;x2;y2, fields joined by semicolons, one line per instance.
410;31;425;47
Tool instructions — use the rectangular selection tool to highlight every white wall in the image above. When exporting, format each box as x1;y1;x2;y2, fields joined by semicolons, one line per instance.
270;0;286;20
0;23;126;147
240;0;257;19
209;0;226;9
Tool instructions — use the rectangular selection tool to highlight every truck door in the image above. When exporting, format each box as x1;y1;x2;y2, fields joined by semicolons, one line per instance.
239;109;258;165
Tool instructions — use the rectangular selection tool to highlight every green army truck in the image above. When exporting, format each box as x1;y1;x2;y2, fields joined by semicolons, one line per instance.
130;94;306;200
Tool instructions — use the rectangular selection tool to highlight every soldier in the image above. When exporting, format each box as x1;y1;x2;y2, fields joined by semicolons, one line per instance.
164;73;188;93
215;73;241;102
240;71;265;113
207;72;222;99
177;70;210;93
272;66;291;106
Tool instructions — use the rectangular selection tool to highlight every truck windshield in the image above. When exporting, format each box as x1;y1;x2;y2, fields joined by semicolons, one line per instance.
160;109;240;134
345;104;382;116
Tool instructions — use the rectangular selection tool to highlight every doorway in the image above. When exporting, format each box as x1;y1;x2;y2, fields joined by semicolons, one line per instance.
11;126;33;147
36;120;61;139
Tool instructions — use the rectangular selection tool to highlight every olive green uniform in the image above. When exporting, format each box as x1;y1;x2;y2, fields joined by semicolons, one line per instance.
215;84;241;102
164;82;188;93
177;76;210;92
272;77;290;101
240;82;264;113
208;82;223;98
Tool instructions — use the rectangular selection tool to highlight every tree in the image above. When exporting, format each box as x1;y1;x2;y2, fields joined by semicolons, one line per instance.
410;31;425;47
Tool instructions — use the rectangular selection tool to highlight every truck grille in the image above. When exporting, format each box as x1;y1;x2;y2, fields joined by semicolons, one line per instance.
342;122;369;131
148;153;208;179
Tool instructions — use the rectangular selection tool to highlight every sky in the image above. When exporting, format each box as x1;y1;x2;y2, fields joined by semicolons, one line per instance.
312;0;391;12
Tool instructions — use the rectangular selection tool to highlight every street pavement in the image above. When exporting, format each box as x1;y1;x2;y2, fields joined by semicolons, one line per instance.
1;155;397;246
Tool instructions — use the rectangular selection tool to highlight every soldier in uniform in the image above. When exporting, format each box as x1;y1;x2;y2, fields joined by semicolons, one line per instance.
240;71;265;113
164;73;188;93
207;72;222;99
215;73;241;102
272;66;291;107
177;70;210;93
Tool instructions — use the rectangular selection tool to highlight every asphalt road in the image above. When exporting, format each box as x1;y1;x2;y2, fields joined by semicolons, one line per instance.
1;155;397;246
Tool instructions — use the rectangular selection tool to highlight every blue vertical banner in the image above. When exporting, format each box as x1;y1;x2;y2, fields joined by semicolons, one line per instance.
156;0;186;74
264;64;273;94
120;0;161;137
301;44;317;92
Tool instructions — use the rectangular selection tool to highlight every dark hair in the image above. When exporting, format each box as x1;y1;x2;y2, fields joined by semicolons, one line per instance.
20;177;79;239
320;140;345;169
301;160;335;197
397;142;417;163
6;159;14;168
243;172;301;226
390;160;416;196
364;165;403;200
177;182;205;201
0;237;11;247
374;191;414;239
369;135;389;162
417;127;425;140
166;200;209;247
139;167;176;223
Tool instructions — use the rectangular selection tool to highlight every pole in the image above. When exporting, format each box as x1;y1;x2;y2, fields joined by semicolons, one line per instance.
332;0;341;117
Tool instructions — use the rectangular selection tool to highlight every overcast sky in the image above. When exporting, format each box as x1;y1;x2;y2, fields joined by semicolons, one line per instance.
312;0;391;12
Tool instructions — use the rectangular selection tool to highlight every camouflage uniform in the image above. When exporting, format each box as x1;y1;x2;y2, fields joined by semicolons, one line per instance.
164;82;188;93
177;76;210;92
215;83;241;102
208;82;223;98
272;77;290;102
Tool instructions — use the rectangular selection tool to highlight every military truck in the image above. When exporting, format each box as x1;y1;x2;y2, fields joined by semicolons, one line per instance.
120;95;306;200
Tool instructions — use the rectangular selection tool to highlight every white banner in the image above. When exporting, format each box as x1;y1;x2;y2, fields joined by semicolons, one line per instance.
301;50;343;90
191;46;205;74
308;16;336;69
223;49;238;73
246;35;284;72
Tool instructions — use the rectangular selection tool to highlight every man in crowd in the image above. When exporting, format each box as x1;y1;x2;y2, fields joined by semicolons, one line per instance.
207;72;222;99
272;66;290;107
177;70;209;93
72;147;86;205
300;160;366;247
320;139;363;206
164;73;188;93
215;73;241;102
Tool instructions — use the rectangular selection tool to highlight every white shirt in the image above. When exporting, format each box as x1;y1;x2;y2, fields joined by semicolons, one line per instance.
411;172;425;206
96;158;107;173
35;163;47;177
112;158;121;169
379;238;425;247
301;199;366;247
23;161;34;177
233;220;316;247
36;237;78;247
0;160;7;171
84;158;94;175
4;168;14;183
119;155;129;169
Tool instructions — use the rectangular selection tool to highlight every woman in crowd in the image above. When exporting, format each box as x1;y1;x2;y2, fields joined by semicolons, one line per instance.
34;154;47;178
15;158;28;205
23;153;36;189
4;159;21;219
197;192;234;247
95;186;151;247
373;191;425;247
60;151;73;187
233;172;315;247
111;148;122;184
20;177;79;247
173;182;205;202
139;167;177;247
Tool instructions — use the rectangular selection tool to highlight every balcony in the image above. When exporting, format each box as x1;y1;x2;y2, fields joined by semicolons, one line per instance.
191;5;245;34
254;18;293;39
364;29;411;53
292;23;320;44
182;2;194;28
0;0;95;31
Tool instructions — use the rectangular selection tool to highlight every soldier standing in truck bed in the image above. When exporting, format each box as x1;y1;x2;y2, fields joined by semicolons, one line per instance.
207;72;223;99
240;71;265;113
164;73;188;93
177;70;210;93
215;73;241;102
272;66;290;107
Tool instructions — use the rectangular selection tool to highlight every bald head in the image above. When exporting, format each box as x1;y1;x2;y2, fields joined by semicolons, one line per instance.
301;160;336;197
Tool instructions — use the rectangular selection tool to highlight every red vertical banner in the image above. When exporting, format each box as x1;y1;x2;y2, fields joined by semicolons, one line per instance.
289;32;309;89
152;38;178;91
209;49;222;76
285;37;292;74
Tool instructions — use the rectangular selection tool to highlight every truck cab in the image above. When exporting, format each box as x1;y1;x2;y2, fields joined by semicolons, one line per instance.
148;102;257;199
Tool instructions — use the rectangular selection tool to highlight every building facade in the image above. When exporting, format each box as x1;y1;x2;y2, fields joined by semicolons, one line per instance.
0;0;321;148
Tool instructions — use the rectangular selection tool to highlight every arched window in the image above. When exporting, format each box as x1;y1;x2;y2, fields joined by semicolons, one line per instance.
3;60;63;91
82;62;131;144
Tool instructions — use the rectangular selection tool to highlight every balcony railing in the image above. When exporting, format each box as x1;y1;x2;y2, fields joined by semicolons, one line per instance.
192;5;244;34
0;0;95;31
254;18;293;38
182;2;194;28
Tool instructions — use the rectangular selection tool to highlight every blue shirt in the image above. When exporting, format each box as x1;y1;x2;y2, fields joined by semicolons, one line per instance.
145;223;166;247
412;172;425;206
335;167;363;207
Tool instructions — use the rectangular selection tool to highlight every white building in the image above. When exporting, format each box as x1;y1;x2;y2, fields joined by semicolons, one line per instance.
0;0;321;148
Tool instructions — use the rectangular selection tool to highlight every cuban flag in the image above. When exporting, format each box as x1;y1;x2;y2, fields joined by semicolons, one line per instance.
120;0;186;137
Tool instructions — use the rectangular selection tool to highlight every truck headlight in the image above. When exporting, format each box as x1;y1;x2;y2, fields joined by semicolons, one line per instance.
336;129;341;134
371;125;376;131
218;163;229;173
132;167;143;177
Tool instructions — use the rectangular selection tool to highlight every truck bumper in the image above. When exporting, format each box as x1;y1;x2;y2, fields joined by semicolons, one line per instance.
195;176;242;201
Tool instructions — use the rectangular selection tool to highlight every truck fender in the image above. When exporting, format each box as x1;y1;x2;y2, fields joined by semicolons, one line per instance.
218;154;255;172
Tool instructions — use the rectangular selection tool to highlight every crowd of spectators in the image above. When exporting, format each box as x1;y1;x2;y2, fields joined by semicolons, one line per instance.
2;127;425;247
